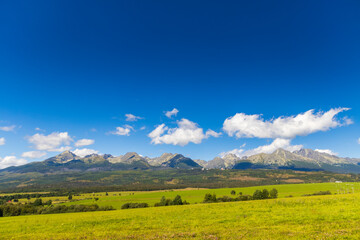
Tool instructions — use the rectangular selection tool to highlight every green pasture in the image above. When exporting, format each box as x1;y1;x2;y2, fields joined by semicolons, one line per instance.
11;182;360;209
2;192;360;239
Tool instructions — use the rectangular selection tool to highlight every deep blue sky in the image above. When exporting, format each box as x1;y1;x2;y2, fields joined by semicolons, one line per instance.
1;1;360;165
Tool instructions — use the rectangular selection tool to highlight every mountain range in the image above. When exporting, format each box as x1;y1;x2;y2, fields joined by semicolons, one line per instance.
2;148;360;174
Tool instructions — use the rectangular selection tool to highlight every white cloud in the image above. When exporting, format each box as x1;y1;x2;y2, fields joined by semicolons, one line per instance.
0;125;16;132
35;127;45;131
221;138;303;158
110;125;133;136
165;108;179;118
205;129;222;138
125;114;143;122
0;156;27;169
73;148;99;157
75;139;95;147
148;118;220;146
47;146;72;152
223;108;351;139
140;126;146;130
315;149;338;156
27;132;73;151
0;137;5;145
21;151;47;159
358;138;360;144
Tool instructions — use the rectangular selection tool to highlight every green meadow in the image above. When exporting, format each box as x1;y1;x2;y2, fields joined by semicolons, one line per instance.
24;182;360;209
2;192;360;239
2;182;360;239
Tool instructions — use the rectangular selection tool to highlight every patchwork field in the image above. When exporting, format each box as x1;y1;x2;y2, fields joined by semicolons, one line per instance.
2;192;360;239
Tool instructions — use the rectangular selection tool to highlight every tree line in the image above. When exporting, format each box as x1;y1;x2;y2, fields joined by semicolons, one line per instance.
0;198;114;217
203;188;278;203
0;192;75;204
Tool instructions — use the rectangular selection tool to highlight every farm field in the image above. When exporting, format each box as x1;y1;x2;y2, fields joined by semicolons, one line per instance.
2;192;360;239
10;182;358;209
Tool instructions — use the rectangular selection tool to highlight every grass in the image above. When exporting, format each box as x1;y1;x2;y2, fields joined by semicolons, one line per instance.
2;193;360;239
24;182;360;209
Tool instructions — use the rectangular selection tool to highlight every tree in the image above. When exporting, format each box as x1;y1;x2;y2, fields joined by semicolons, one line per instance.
171;195;183;205
159;196;167;206
262;189;270;199
33;198;43;206
253;190;262;200
231;190;236;195
106;192;108;196
45;200;52;205
203;193;217;203
68;194;73;201
269;188;278;199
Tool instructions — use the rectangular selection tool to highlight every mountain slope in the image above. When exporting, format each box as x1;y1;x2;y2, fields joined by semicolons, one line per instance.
233;148;360;173
2;148;360;174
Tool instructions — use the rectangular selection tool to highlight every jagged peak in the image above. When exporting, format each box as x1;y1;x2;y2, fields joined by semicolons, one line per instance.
273;148;288;154
123;151;139;156
222;153;240;160
83;153;100;158
58;150;76;156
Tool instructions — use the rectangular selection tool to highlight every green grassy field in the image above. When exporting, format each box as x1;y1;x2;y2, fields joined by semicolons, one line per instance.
2;192;360;239
3;182;360;239
26;182;360;209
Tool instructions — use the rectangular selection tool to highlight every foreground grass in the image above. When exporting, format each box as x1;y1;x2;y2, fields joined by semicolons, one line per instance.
2;193;360;239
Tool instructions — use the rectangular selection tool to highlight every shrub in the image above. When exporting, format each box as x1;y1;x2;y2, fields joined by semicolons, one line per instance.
33;198;43;206
262;189;270;199
0;203;114;217
252;190;263;200
270;188;278;199
121;203;149;209
302;191;331;196
203;193;217;203
155;195;189;206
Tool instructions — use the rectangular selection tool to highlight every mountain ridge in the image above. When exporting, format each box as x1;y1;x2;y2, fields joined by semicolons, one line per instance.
2;148;360;174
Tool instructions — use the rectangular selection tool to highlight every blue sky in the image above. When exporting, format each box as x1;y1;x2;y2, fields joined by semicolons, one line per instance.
1;1;360;167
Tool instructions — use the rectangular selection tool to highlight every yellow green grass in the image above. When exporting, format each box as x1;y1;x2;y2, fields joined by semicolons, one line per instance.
27;182;360;209
2;193;360;239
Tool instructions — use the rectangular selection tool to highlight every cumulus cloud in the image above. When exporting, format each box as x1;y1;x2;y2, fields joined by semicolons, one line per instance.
0;156;27;169
221;138;303;158
125;114;143;122
205;129;222;138
165;108;179;118
21;151;47;159
315;149;338;156
0;137;5;146
26;132;73;151
223;108;351;139
148;118;220;146
110;125;133;136
73;148;99;157
0;125;16;132
48;146;72;152
75;139;95;147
